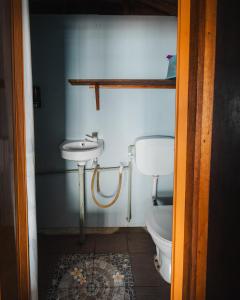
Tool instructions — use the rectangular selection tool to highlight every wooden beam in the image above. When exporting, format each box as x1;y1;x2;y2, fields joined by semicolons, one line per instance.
29;0;176;15
138;0;177;15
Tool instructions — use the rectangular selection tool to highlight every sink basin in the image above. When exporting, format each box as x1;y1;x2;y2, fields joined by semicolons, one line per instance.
60;139;104;164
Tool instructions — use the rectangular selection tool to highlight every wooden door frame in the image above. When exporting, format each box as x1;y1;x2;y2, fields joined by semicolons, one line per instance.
11;0;30;299
171;0;217;299
10;0;217;299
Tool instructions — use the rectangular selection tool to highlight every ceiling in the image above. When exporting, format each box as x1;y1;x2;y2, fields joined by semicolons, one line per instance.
29;0;178;16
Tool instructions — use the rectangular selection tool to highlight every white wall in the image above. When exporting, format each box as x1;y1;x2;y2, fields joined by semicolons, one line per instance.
31;15;177;229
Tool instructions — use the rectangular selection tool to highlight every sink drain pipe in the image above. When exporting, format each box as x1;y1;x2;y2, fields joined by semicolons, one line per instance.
78;163;86;243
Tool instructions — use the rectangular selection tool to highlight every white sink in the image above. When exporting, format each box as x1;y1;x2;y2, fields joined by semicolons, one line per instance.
60;139;104;164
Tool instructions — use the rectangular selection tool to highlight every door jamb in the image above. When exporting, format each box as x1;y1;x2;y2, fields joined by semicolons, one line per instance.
11;0;30;299
171;0;217;299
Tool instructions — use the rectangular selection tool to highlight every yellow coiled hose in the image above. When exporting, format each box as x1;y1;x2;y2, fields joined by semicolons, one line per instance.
91;164;123;208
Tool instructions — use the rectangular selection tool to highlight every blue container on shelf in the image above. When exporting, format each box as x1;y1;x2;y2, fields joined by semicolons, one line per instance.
166;55;176;79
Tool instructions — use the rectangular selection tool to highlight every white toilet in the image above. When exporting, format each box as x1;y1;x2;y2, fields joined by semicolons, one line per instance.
135;135;174;284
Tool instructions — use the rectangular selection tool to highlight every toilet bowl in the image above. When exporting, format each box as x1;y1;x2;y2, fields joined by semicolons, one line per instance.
146;205;172;284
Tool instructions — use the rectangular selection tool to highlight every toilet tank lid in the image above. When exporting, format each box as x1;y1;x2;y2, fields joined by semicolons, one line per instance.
135;135;174;176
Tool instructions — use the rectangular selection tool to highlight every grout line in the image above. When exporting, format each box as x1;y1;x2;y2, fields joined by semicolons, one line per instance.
125;232;130;252
93;234;96;254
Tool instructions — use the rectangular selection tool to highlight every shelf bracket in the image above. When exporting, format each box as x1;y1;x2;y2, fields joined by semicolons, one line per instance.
95;84;100;110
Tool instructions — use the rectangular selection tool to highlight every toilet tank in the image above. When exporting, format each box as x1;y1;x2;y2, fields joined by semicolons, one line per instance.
135;136;174;176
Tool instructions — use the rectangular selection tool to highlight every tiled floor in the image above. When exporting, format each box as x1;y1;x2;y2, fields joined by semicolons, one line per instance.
38;228;170;300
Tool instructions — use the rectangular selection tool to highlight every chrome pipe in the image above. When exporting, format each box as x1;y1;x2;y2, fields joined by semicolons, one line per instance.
36;165;129;176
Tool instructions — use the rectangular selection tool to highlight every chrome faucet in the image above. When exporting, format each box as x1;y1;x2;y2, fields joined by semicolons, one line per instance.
85;132;98;142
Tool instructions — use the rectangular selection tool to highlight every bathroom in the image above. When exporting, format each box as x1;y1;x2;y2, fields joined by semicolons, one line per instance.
29;1;177;299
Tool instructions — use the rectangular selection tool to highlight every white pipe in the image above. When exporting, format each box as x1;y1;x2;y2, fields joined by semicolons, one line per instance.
36;165;129;176
127;145;134;222
78;164;85;242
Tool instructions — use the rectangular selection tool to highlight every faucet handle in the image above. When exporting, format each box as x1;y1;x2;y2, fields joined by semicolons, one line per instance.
85;132;98;142
92;132;98;139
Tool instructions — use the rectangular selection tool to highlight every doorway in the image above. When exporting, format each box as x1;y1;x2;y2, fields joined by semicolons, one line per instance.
30;5;177;299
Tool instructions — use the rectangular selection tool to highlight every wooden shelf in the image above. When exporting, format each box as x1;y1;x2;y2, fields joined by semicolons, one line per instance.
69;79;176;88
68;79;176;110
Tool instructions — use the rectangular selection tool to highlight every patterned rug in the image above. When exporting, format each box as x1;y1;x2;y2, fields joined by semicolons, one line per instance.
47;253;136;300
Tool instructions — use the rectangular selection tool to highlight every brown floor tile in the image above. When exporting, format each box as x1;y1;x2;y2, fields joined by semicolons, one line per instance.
118;227;147;233
38;231;170;300
135;286;170;300
130;254;165;287
38;253;61;300
95;232;128;253
127;231;156;254
38;234;96;254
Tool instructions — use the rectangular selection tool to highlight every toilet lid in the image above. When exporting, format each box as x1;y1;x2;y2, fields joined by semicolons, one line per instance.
146;205;172;241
